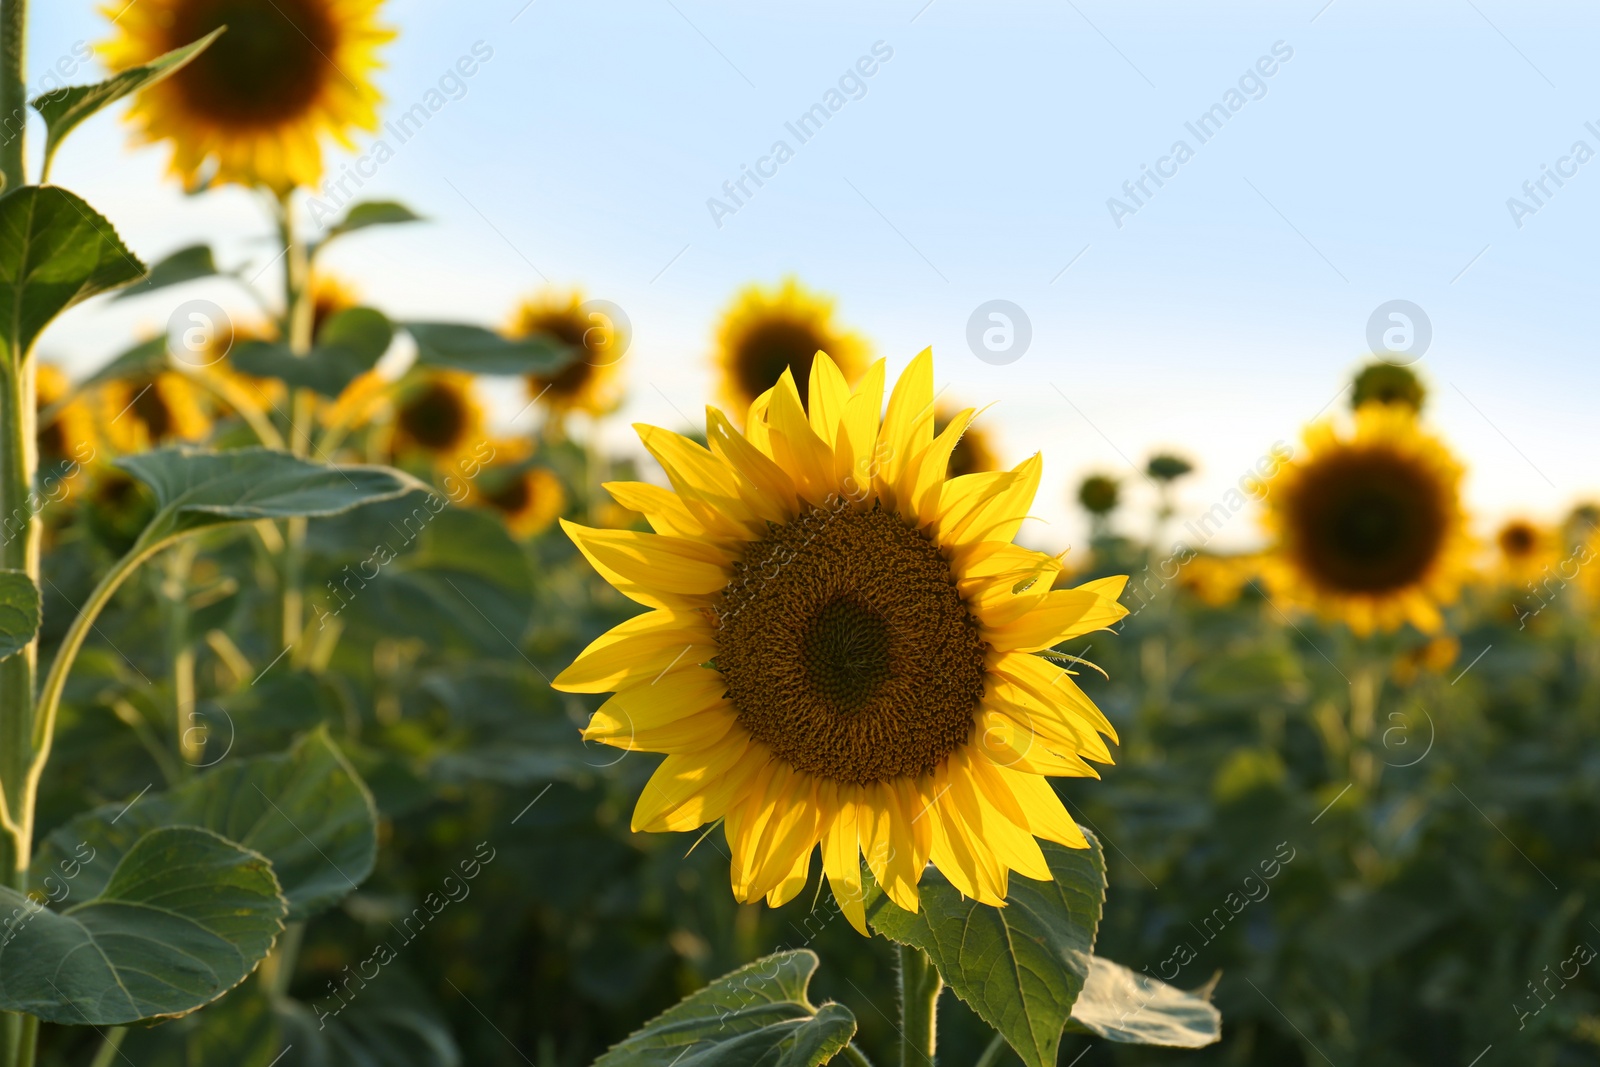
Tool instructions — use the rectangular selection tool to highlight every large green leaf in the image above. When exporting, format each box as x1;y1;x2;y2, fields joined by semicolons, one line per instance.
34;727;377;921
866;832;1106;1067
0;186;146;364
405;322;577;376
32;30;223;177
117;446;426;551
1064;957;1222;1047
0;826;286;1025
0;569;40;660
113;243;218;300
592;949;855;1067
231;307;394;397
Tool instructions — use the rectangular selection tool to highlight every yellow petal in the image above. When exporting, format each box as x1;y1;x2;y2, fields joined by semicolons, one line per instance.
634;424;760;538
765;369;837;506
822;788;868;934
834;360;886;497
553;609;715;693
909;407;974;525
705;406;799;523
945;750;1050;882
972;707;1101;777
984;586;1129;652
807;352;851;447
876;349;934;509
631;732;755;832
562;521;729;609
998;769;1089;850
991;650;1120;747
935;455;1041;548
602;481;705;539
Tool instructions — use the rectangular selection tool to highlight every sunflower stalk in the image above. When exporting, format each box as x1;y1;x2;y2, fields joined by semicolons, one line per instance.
898;944;942;1067
161;540;201;770
1348;659;1380;791
276;190;315;655
0;3;33;1057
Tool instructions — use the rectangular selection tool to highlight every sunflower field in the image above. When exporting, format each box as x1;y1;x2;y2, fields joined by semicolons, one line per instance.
0;3;1596;1067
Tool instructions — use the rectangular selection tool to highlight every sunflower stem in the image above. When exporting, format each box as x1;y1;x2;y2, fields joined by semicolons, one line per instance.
87;1027;125;1067
0;0;37;1036
898;944;942;1067
972;1033;1008;1067
162;541;200;771
276;189;314;655
840;1043;877;1067
1348;659;1379;790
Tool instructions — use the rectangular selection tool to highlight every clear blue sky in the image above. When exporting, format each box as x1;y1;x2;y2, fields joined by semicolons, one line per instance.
31;0;1600;552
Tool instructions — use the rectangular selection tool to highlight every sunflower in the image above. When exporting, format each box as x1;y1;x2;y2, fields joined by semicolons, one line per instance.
1492;518;1558;586
36;364;98;479
390;371;484;467
309;272;361;340
98;372;213;452
1261;405;1471;634
714;279;870;415
99;0;394;190
554;352;1128;932
1177;553;1257;607
1391;635;1460;685
472;462;566;538
934;403;999;477
511;290;626;419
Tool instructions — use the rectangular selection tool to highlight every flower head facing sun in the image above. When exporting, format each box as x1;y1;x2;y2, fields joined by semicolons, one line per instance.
391;372;483;466
1493;518;1558;586
1262;405;1470;634
100;0;393;190
511;290;626;419
554;352;1127;931
714;279;870;415
472;458;566;539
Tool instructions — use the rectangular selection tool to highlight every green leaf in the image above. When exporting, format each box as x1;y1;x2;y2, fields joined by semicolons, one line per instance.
80;336;169;388
0;825;286;1025
405;322;578;376
592;949;855;1067
31;29;223;178
322;200;424;241
0;186;146;364
232;307;393;397
34;727;377;921
0;569;40;660
1064;957;1222;1047
865;832;1106;1067
113;243;218;300
117;446;426;551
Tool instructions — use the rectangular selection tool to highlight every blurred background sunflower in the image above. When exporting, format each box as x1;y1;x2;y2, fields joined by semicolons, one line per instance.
712;277;870;415
99;0;393;189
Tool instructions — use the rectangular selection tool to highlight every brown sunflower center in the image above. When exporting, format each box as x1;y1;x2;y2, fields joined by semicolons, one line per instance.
711;503;987;784
167;0;336;127
1288;447;1447;594
398;383;469;452
734;319;826;407
131;382;175;440
523;313;598;399
482;471;532;514
1498;523;1536;558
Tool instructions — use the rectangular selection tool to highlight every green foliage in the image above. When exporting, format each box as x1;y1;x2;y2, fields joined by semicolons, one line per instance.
591;950;856;1067
0;826;285;1025
0;186;145;363
113;244;218;301
118;447;426;551
405;322;578;376
34;728;376;921
233;308;395;396
0;570;39;660
31;29;223;178
321;200;425;243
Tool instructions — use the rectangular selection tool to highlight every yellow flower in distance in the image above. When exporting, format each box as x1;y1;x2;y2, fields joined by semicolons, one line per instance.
99;372;212;452
554;351;1129;932
391;371;484;467
36;364;98;477
512;290;626;418
714;279;870;415
1177;553;1257;607
472;462;566;539
100;0;394;190
1492;518;1559;586
1262;405;1470;635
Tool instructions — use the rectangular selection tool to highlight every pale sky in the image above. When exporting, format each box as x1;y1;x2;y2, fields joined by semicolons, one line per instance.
30;0;1600;554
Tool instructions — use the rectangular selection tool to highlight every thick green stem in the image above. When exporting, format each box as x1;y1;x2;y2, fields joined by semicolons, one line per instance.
972;1033;1007;1067
277;192;312;652
162;542;199;769
898;945;942;1067
87;1027;125;1067
0;0;34;1032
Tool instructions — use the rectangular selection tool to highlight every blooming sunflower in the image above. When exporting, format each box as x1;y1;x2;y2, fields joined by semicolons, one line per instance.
714;279;870;415
553;352;1128;932
934;403;999;477
36;364;98;478
309;272;360;341
511;290;626;419
99;0;393;190
472;462;566;538
1261;405;1471;634
98;372;212;452
390;371;484;467
1492;518;1558;586
1177;553;1257;608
